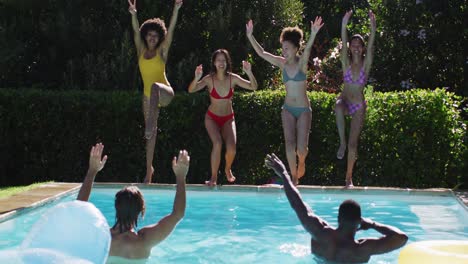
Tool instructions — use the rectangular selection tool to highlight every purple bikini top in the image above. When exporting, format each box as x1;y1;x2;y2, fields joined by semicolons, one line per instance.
343;66;367;86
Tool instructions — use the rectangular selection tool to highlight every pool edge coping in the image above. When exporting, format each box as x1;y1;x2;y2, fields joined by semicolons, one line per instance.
0;183;466;223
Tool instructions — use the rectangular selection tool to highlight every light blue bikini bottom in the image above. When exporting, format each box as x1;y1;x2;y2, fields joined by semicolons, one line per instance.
282;104;312;118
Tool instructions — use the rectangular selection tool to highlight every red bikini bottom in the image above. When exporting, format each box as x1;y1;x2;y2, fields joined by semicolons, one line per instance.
206;110;234;128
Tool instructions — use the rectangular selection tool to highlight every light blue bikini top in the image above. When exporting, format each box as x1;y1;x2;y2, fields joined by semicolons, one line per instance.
282;68;307;83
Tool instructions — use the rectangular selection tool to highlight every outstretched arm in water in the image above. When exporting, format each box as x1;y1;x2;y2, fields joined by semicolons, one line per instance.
265;154;330;239
138;150;189;248
77;143;108;202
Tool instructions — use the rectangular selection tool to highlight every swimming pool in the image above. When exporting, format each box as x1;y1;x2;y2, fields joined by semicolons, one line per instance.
1;186;467;263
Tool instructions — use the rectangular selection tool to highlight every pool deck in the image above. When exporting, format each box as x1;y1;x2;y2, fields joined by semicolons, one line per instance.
0;182;467;222
0;182;80;216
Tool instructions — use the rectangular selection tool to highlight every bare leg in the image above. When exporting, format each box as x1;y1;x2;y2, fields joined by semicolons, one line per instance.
142;97;157;183
345;106;366;187
282;109;298;185
296;110;312;182
144;136;156;184
205;114;223;186
145;83;160;139
222;118;237;183
335;97;348;159
143;83;174;183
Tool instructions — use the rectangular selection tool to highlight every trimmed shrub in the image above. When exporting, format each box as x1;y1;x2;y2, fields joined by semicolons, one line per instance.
0;88;465;188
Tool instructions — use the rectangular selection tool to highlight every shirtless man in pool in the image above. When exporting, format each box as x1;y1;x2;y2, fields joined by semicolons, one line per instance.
265;153;408;263
77;143;189;260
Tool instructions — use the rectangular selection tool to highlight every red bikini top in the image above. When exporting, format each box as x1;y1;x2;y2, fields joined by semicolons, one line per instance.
210;75;233;99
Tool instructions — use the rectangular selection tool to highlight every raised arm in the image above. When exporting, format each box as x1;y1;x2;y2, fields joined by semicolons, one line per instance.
232;60;258;91
160;0;183;61
246;20;284;68
139;150;189;248
364;11;376;76
265;154;330;239
77;143;108;202
359;217;408;255
300;17;324;72
128;0;144;57
340;11;352;70
188;65;209;93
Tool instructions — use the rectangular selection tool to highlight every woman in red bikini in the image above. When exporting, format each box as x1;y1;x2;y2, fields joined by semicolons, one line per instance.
335;10;376;187
188;49;258;186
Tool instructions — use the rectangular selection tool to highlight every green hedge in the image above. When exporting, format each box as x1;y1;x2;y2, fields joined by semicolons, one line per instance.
0;88;465;188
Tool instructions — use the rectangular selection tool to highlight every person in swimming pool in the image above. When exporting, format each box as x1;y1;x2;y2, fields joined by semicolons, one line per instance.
265;153;408;263
128;0;182;183
188;49;258;186
77;143;189;260
246;17;323;185
335;10;376;188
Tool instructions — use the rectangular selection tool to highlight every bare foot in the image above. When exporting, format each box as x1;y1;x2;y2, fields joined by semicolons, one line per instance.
292;175;299;186
144;166;154;184
337;143;346;159
345;178;354;188
225;169;236;183
297;162;306;179
205;179;217;187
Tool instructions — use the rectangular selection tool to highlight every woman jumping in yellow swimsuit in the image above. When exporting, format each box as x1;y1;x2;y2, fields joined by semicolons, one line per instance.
128;0;182;183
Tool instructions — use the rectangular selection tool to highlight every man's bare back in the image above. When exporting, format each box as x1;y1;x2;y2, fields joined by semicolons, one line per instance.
265;154;408;263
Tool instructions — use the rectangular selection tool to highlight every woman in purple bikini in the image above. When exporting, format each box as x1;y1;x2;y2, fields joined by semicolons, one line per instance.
335;10;376;187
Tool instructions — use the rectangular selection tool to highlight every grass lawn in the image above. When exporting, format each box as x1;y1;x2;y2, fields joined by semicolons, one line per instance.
0;182;53;199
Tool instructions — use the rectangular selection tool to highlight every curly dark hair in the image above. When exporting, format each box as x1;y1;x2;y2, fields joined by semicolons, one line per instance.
210;49;232;76
139;18;167;49
280;26;304;49
112;186;146;233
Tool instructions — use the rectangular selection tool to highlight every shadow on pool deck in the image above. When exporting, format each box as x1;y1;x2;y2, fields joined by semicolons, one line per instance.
0;182;467;221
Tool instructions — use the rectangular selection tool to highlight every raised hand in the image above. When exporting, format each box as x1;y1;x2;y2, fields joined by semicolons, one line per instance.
342;10;352;26
172;150;190;179
194;64;203;80
265;153;289;179
175;0;183;11
311;16;324;35
246;20;254;37
89;143;108;173
242;60;252;73
128;0;137;15
369;10;376;32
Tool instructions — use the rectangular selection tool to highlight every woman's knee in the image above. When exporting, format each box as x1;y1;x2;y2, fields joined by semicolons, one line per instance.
285;138;296;150
211;140;223;150
347;140;358;151
225;144;236;156
152;83;174;107
297;146;308;158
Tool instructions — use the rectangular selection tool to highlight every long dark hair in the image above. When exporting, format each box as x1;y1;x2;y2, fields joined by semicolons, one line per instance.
210;49;232;76
113;186;146;233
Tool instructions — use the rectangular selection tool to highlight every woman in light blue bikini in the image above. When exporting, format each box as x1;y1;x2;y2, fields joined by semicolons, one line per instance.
335;10;376;187
246;17;324;185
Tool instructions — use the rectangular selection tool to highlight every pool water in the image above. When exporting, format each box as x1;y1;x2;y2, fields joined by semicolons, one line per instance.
1;189;467;263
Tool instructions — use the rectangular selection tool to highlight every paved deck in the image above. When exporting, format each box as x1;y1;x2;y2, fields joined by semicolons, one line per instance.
0;182;80;215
